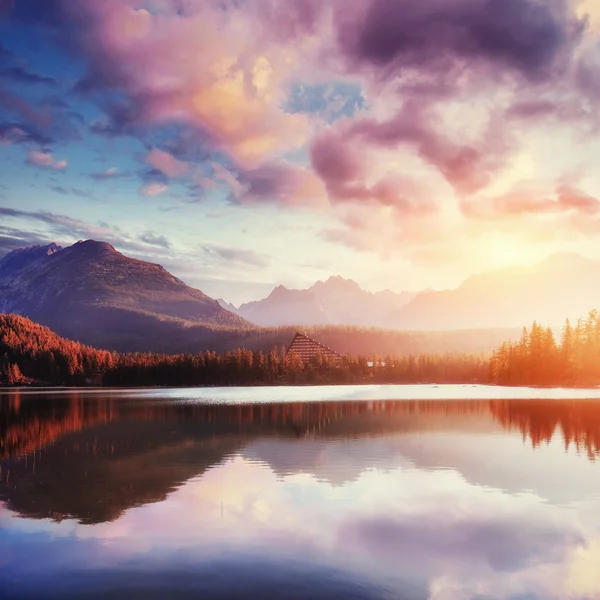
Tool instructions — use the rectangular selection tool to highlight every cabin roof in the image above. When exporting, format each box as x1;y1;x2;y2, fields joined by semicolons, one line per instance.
286;332;343;362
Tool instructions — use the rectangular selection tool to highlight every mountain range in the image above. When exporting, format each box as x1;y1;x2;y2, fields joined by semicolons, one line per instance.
221;252;600;330
0;240;248;352
389;253;600;330
222;276;416;327
1;240;599;354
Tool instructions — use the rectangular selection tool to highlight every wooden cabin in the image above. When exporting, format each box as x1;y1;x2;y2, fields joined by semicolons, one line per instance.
286;332;343;365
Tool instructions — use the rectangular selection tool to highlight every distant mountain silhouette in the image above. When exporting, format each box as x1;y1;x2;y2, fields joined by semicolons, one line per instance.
388;253;600;330
230;254;600;330
4;241;593;351
217;298;241;315
0;240;248;351
235;276;416;327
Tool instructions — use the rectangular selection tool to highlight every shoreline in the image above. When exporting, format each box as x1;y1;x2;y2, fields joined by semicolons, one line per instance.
2;382;600;392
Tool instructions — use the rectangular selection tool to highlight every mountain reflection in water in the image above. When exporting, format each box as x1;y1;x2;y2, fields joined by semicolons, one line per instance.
1;388;600;600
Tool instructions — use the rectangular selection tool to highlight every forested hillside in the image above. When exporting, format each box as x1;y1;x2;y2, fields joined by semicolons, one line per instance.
1;313;487;386
0;314;116;385
209;325;518;357
4;311;600;388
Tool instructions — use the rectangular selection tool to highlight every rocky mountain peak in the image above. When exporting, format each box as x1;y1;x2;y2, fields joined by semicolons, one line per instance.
269;284;290;298
68;239;117;257
312;275;362;295
46;242;61;256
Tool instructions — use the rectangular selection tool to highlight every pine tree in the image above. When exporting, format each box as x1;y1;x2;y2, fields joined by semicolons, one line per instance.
7;363;23;385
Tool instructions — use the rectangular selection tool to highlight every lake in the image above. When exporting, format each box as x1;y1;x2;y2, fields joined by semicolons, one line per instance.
1;385;600;599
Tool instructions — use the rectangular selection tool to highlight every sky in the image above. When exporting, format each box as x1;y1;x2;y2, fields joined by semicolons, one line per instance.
1;0;600;305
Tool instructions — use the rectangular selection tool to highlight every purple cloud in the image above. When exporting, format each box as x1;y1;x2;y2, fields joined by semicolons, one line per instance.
3;0;600;229
334;0;585;84
0;122;52;146
236;162;326;207
0;66;57;86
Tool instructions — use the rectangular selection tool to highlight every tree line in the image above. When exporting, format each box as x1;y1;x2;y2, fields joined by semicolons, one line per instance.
0;313;487;386
488;310;600;386
3;311;600;387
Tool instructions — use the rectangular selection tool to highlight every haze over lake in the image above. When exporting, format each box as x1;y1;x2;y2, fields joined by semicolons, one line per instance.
2;386;600;600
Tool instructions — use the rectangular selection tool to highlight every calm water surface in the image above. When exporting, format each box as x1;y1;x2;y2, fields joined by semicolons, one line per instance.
1;385;600;599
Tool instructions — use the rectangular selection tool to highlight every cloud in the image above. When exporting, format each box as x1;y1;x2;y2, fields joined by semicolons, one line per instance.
50;185;69;195
200;243;270;268
0;88;52;129
26;149;67;170
0;206;173;259
47;1;314;167
191;160;328;207
49;185;100;201
72;188;101;201
0;41;57;86
145;148;189;179
139;182;168;197
0;122;53;146
464;183;600;218
236;162;328;207
0;65;57;86
0;42;82;146
334;0;586;84
321;203;449;261
3;0;600;269
89;117;120;137
0;225;49;258
339;512;572;575
140;232;171;249
90;167;129;180
310;118;442;212
565;536;600;598
0;87;82;147
0;206;110;240
311;101;512;199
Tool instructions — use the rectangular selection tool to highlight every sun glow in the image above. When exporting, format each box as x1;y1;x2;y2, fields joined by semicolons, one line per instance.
479;234;544;270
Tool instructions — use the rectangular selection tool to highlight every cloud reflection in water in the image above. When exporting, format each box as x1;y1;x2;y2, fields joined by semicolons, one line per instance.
1;391;600;599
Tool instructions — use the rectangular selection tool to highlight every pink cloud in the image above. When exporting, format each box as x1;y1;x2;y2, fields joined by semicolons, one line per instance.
322;211;452;261
26;150;67;170
27;0;598;234
145;148;189;178
310;120;439;212
139;182;168;197
237;162;328;207
311;102;512;200
311;127;366;196
464;184;600;219
199;161;327;207
209;162;247;199
61;1;312;168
